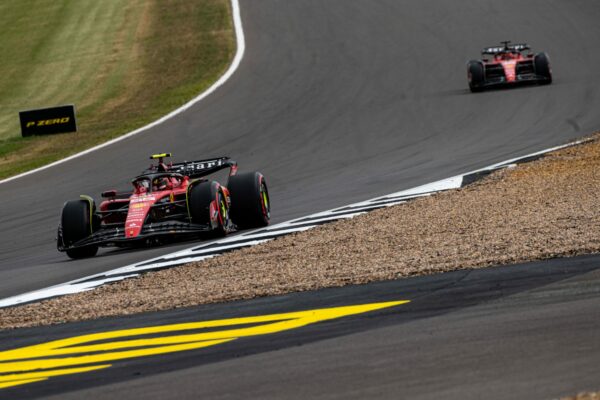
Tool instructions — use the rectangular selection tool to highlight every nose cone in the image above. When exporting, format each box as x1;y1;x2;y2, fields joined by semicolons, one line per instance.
503;60;517;82
125;195;153;238
125;222;143;238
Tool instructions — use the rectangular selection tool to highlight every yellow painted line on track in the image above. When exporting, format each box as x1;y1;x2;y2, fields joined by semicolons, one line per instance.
0;378;46;389
0;365;110;389
0;300;409;389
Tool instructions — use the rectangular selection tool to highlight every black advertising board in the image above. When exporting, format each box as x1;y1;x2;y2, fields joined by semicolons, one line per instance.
19;105;77;137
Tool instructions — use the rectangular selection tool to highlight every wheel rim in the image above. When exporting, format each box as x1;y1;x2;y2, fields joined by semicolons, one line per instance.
218;191;228;227
260;182;270;219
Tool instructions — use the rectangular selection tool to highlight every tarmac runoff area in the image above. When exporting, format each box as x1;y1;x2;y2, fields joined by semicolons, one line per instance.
2;132;600;330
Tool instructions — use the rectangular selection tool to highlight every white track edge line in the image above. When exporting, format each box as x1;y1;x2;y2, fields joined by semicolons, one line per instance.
0;0;245;186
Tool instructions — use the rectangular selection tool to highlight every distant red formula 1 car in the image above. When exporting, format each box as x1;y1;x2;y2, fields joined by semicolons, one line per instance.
57;154;270;259
467;41;552;92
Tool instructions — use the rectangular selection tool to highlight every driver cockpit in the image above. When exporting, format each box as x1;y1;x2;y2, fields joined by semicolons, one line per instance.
132;177;151;194
152;176;171;191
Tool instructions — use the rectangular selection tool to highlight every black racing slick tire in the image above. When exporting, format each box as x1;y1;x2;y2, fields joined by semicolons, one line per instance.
467;60;485;93
189;180;228;236
61;199;98;259
534;52;552;84
228;172;270;229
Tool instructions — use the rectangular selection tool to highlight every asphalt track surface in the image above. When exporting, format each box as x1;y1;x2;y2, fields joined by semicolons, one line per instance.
2;255;600;399
1;0;600;397
2;0;600;299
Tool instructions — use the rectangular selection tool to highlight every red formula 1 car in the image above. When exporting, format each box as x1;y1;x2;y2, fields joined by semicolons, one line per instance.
467;41;552;92
57;154;270;259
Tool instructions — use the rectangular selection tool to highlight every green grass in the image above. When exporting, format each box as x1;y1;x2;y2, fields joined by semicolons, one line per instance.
0;0;234;179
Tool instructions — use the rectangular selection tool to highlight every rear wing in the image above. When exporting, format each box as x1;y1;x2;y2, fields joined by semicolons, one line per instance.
482;43;530;55
170;156;238;179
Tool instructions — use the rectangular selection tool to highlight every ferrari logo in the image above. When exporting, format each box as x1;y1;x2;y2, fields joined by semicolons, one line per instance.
170;193;174;203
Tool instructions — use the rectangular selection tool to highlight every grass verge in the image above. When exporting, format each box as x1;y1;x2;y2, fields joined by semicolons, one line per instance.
0;0;234;179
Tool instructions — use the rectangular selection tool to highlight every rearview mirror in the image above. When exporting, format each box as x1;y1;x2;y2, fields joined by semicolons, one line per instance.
101;190;117;198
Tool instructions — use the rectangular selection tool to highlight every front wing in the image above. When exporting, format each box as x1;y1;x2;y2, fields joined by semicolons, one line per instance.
57;221;215;251
479;73;550;88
